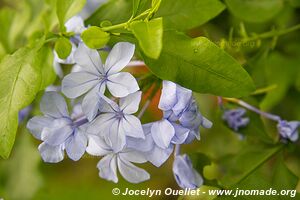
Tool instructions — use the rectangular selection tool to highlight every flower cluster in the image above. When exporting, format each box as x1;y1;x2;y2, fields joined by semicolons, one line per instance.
27;41;212;188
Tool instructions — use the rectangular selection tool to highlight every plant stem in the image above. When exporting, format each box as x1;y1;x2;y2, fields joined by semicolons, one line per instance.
223;98;281;122
174;144;181;157
101;9;151;32
101;22;129;32
242;24;300;43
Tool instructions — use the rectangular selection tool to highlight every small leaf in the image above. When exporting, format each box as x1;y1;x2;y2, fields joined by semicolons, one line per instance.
54;37;72;59
143;31;255;97
56;0;87;31
81;26;110;49
225;0;283;23
131;18;163;59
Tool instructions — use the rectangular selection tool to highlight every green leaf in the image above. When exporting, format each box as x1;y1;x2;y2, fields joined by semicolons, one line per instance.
260;52;298;110
37;46;57;89
155;0;225;31
0;8;15;52
56;0;87;30
143;31;255;97
225;0;283;23
0;41;44;158
131;18;163;59
272;154;299;191
132;0;148;17
81;26;110;49
218;144;283;187
86;0;136;25
54;37;72;59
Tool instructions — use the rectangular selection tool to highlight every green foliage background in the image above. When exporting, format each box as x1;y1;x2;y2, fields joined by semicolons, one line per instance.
0;0;300;199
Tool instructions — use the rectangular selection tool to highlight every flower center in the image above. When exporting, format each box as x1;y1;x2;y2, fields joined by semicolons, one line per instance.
115;111;124;119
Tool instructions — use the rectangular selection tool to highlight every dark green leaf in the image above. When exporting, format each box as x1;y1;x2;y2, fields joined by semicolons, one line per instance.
54;37;72;59
131;18;163;59
225;0;283;23
86;0;142;25
0;40;45;158
81;26;110;49
143;31;255;97
155;0;225;31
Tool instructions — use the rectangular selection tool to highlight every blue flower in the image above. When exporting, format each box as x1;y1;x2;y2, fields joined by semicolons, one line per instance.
86;135;150;183
127;123;175;167
87;91;144;152
27;92;88;163
173;154;203;189
222;108;249;131
62;42;139;121
277;120;300;142
158;81;212;144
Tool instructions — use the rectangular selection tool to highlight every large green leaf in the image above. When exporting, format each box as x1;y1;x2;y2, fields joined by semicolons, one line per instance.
155;0;225;31
86;0;224;31
143;31;255;97
56;0;87;30
131;18;163;59
225;0;283;23
0;42;44;158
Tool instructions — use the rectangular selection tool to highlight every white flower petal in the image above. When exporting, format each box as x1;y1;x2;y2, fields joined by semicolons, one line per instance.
107;72;139;97
105;120;126;152
65;16;85;34
40;92;69;118
82;83;105;121
119;91;142;114
74;42;104;74
65;129;87;161
86;135;112;156
97;154;118;183
151;120;175;149
121;115;144;139
158;81;177;111
117;156;150;183
62;72;100;98
147;144;174;167
104;42;135;74
27;116;53;140
38;142;64;163
41;118;74;146
119;150;148;163
87;113;116;136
